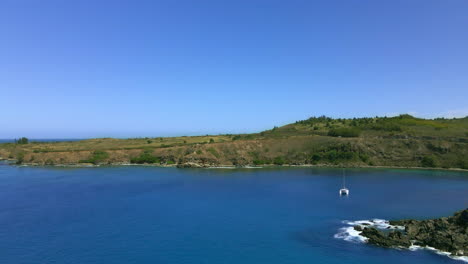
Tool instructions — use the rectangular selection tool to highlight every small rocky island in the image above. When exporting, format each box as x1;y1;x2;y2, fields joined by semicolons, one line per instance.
357;208;467;258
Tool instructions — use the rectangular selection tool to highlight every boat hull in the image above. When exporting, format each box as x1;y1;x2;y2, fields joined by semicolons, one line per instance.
339;188;349;196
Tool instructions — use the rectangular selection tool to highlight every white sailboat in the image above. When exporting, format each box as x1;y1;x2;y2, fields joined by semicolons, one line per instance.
339;169;349;196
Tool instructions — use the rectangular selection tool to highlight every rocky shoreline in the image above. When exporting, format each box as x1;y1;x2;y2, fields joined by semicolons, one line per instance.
357;209;468;258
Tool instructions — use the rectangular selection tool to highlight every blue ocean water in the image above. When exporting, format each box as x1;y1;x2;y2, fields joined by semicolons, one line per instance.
0;163;466;264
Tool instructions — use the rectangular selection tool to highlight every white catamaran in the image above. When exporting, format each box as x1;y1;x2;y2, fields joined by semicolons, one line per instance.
339;169;349;196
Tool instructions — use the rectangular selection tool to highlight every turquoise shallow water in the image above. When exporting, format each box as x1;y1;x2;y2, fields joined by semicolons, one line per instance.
0;163;467;264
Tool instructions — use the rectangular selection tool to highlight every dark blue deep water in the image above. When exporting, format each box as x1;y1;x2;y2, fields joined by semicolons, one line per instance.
0;163;467;264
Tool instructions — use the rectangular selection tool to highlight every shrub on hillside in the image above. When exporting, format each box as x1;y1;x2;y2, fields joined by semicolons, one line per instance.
273;156;286;165
421;156;437;167
327;128;361;137
130;150;160;164
325;150;357;161
80;150;110;165
368;123;402;132
459;159;468;170
253;159;270;165
359;153;369;162
16;152;25;164
311;153;321;163
207;147;220;158
426;143;448;154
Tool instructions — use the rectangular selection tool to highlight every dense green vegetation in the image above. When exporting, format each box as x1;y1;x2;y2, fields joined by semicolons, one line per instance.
421;156;437;168
311;143;369;164
327;128;361;137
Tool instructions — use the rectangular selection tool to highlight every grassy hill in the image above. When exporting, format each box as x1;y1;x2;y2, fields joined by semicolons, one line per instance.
1;114;467;169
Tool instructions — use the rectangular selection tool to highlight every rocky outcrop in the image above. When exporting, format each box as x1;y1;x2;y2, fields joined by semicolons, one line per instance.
358;208;468;257
176;162;210;168
361;227;411;248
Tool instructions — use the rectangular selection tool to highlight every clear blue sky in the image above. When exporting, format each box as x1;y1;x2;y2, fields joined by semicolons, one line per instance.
1;0;467;138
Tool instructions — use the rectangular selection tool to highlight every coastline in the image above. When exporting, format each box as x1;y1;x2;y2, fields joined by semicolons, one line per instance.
1;115;467;172
2;158;467;172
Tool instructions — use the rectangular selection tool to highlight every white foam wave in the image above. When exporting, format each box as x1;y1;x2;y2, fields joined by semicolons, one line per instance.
335;219;467;262
333;226;367;243
334;219;403;244
409;244;468;262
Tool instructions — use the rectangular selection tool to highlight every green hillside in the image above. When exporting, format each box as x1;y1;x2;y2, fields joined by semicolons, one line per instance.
1;115;467;169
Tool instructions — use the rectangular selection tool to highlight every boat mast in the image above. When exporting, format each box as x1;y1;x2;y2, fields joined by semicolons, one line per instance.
342;168;346;188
